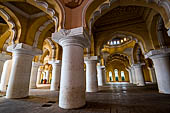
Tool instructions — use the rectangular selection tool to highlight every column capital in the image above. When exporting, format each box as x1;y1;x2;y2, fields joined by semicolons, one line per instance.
145;48;170;59
48;60;61;65
97;65;105;69
0;52;11;61
52;27;90;48
32;62;43;67
84;56;98;64
7;43;42;56
132;63;145;68
84;56;98;61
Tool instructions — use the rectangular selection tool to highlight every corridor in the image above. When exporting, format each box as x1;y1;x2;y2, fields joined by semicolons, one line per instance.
0;84;170;113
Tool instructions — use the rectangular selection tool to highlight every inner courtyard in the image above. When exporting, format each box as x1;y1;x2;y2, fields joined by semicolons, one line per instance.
0;0;170;113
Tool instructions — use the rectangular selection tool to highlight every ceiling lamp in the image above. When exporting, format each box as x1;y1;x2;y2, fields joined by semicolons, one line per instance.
124;38;127;41
64;0;84;9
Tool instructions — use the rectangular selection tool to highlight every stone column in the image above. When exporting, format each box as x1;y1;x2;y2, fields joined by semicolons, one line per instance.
36;67;43;84
102;68;107;85
49;60;61;91
97;65;105;86
6;43;42;98
52;27;90;109
133;63;145;86
29;62;42;89
145;49;170;94
84;56;98;92
0;53;11;82
0;60;12;92
148;67;157;83
167;29;170;37
130;66;137;84
126;68;133;83
45;70;50;84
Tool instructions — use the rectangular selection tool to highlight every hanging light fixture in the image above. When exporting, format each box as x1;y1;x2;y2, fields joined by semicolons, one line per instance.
64;0;84;9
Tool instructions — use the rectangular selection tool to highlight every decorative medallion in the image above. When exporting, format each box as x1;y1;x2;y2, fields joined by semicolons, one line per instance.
64;0;84;9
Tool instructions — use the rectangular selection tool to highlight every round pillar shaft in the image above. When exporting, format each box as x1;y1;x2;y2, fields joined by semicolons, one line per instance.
134;64;145;86
29;62;40;89
85;60;98;92
131;67;137;84
50;61;61;91
0;60;12;92
6;53;34;98
59;45;85;109
126;68;133;83
152;55;170;94
6;43;42;98
0;53;11;82
36;68;42;84
148;67;157;83
97;66;104;86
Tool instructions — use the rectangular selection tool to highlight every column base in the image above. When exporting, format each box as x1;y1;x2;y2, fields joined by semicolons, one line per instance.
86;89;98;93
6;93;29;99
159;91;170;94
59;90;86;109
30;86;37;89
137;83;145;86
50;86;59;91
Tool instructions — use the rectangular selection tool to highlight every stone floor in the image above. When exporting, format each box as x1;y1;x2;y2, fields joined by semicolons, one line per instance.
0;84;170;113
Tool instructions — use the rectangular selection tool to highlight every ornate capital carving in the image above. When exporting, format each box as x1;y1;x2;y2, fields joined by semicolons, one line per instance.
7;43;42;56
145;48;170;59
52;27;90;48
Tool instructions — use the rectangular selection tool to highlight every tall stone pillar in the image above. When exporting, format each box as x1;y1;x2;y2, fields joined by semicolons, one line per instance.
36;67;43;84
52;27;90;109
126;68;133;83
6;43;42;98
133;63;145;86
145;49;170;94
84;56;98;92
167;29;170;37
0;60;12;92
0;53;11;82
130;66;137;84
49;60;61;91
97;65;105;86
29;62;42;89
148;67;157;83
102;68;107;85
44;70;50;84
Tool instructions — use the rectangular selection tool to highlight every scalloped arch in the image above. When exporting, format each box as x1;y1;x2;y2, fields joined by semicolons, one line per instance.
83;0;170;32
0;5;21;44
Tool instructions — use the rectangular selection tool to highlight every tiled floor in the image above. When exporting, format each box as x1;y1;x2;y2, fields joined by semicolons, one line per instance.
0;84;170;113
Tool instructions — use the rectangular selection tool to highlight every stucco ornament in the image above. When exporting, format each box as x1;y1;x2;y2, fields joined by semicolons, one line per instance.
64;0;84;9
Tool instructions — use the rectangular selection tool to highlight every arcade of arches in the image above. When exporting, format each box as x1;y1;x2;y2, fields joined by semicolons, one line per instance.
0;0;170;112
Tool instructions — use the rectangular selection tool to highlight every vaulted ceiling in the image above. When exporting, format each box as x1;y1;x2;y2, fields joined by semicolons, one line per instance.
93;6;152;33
